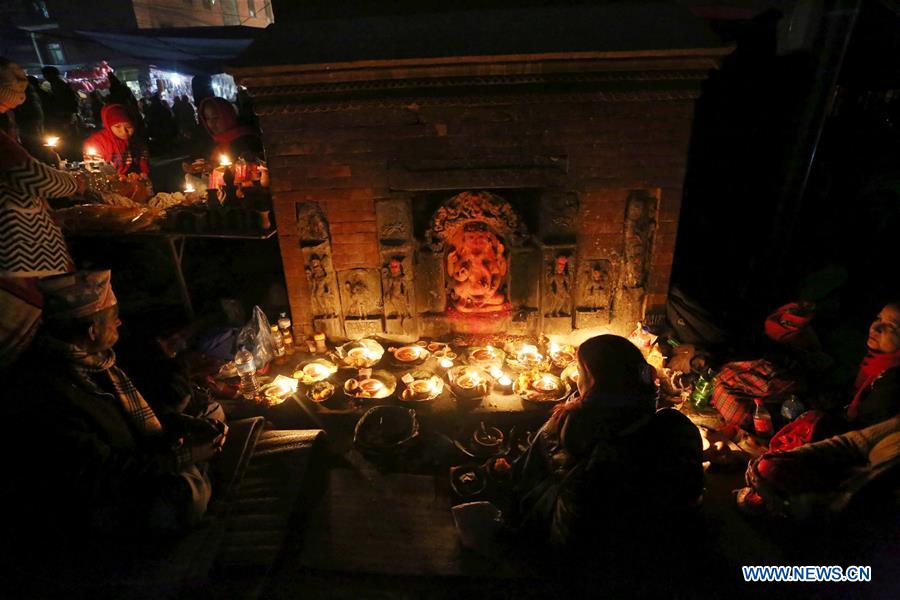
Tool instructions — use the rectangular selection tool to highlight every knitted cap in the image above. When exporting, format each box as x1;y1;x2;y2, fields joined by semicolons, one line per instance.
39;270;118;319
0;61;28;111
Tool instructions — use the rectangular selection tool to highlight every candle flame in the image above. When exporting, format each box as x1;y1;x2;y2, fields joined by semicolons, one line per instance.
439;357;453;369
489;366;503;379
45;136;59;148
184;183;195;193
85;146;97;157
498;375;512;386
485;345;495;355
219;153;232;166
549;340;560;355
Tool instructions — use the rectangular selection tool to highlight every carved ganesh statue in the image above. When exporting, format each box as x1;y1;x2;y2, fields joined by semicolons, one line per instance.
447;223;508;313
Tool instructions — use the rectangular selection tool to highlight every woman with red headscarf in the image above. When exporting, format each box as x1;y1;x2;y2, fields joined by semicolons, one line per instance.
198;97;262;161
183;97;263;189
83;103;150;177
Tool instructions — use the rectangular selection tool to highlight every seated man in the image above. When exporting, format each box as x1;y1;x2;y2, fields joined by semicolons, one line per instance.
3;270;226;539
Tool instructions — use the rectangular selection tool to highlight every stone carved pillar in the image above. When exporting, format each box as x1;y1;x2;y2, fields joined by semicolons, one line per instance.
618;190;659;329
376;198;417;336
296;202;343;339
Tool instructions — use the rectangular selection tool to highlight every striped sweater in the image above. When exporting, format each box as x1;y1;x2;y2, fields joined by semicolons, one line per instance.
1;155;77;277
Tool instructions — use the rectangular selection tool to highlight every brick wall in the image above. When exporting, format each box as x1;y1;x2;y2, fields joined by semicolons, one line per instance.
258;95;695;333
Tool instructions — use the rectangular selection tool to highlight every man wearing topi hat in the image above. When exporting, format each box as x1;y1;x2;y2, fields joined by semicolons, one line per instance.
4;270;227;537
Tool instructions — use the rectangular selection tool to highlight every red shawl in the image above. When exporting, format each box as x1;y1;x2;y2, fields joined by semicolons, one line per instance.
847;350;900;421
198;97;256;156
83;104;149;176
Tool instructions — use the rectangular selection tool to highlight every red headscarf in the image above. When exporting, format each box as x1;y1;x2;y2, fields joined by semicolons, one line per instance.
847;349;900;421
198;97;255;154
83;104;148;176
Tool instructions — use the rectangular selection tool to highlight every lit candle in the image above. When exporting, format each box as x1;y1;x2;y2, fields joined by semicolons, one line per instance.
44;136;60;148
518;344;542;366
485;345;495;356
439;357;453;370
497;375;512;387
549;340;560;355
489;366;504;379
184;183;196;194
85;145;98;157
219;153;232;167
533;374;558;392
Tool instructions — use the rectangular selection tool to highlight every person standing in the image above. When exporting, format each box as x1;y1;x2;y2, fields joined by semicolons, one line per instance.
0;58;84;368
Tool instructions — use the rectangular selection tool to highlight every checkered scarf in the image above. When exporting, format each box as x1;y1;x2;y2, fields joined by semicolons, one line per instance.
44;337;163;437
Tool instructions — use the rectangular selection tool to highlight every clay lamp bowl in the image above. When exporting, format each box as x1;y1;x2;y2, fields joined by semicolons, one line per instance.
292;358;338;384
514;371;570;404
426;341;449;353
334;339;384;369
306;380;336;404
447;365;492;399
388;344;430;366
547;342;577;370
484;456;513;483
466;345;506;367
470;422;505;457
343;369;396;400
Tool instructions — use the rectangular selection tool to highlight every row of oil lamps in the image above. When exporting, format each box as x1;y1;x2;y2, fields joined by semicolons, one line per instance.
259;338;577;405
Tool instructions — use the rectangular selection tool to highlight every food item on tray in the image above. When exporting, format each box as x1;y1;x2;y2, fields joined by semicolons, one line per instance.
147;191;188;210
308;381;335;403
53;204;161;233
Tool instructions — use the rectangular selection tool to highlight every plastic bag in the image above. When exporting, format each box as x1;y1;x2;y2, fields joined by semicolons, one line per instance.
237;306;275;371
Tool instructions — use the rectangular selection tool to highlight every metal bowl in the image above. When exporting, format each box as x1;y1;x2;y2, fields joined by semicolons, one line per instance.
398;370;444;404
292;358;338;384
342;369;397;400
334;338;385;369
388;344;430;365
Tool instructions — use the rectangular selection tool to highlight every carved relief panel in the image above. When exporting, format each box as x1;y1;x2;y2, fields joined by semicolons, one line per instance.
543;249;575;318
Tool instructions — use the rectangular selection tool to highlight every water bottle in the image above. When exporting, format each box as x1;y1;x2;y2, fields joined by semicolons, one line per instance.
753;398;774;438
780;394;805;422
278;312;295;355
690;369;714;409
270;325;286;364
234;346;259;400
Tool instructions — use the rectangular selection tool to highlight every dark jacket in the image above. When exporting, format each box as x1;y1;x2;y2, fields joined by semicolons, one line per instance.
2;346;181;536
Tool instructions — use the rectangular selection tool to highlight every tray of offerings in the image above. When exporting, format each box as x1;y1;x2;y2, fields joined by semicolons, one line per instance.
306;380;336;404
343;369;397;400
447;365;492;399
514;371;571;404
398;370;444;405
292;358;338;384
333;339;384;369
505;343;550;372
547;342;577;370
387;344;430;366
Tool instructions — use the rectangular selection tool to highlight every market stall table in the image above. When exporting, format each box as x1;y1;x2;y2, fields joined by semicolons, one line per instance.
66;227;276;318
